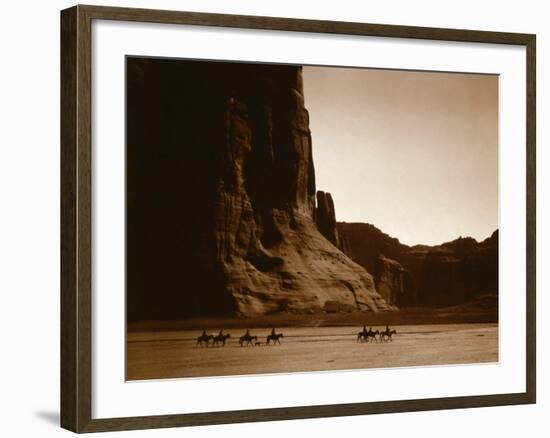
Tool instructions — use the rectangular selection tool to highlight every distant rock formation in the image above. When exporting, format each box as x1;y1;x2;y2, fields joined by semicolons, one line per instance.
373;256;412;306
337;223;498;307
337;223;403;273
401;232;499;306
315;191;340;246
127;58;392;321
335;223;406;305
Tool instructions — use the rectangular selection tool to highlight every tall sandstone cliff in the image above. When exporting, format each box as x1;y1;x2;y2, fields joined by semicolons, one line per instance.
127;58;392;321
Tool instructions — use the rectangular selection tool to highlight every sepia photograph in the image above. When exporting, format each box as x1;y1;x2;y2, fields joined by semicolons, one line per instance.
126;57;499;381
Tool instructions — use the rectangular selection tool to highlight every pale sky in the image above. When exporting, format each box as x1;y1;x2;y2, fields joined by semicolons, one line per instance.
303;66;498;246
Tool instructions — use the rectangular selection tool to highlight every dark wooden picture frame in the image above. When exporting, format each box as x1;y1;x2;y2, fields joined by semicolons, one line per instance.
61;4;536;433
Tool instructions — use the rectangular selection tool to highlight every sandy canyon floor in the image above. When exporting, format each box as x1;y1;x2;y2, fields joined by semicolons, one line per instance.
127;323;498;380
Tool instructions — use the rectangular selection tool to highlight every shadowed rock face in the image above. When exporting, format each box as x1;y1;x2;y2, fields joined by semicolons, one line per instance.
338;223;498;307
401;232;498;306
315;191;340;246
374;256;412;306
337;223;403;273
127;58;392;321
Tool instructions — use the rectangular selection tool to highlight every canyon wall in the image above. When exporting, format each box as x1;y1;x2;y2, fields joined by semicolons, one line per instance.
126;57;496;320
127;58;392;321
337;223;498;307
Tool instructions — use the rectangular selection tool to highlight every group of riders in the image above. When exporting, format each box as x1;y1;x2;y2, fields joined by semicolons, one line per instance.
196;325;397;347
196;328;283;347
357;324;397;343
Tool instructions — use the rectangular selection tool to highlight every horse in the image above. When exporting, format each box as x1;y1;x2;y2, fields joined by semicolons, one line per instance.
239;334;257;347
212;333;231;347
366;329;380;343
357;331;368;343
380;329;397;342
266;332;284;345
196;333;214;347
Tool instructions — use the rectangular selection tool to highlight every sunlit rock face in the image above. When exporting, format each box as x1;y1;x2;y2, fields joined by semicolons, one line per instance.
127;59;392;320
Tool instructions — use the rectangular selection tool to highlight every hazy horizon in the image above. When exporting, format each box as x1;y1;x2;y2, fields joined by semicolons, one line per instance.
303;67;498;247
